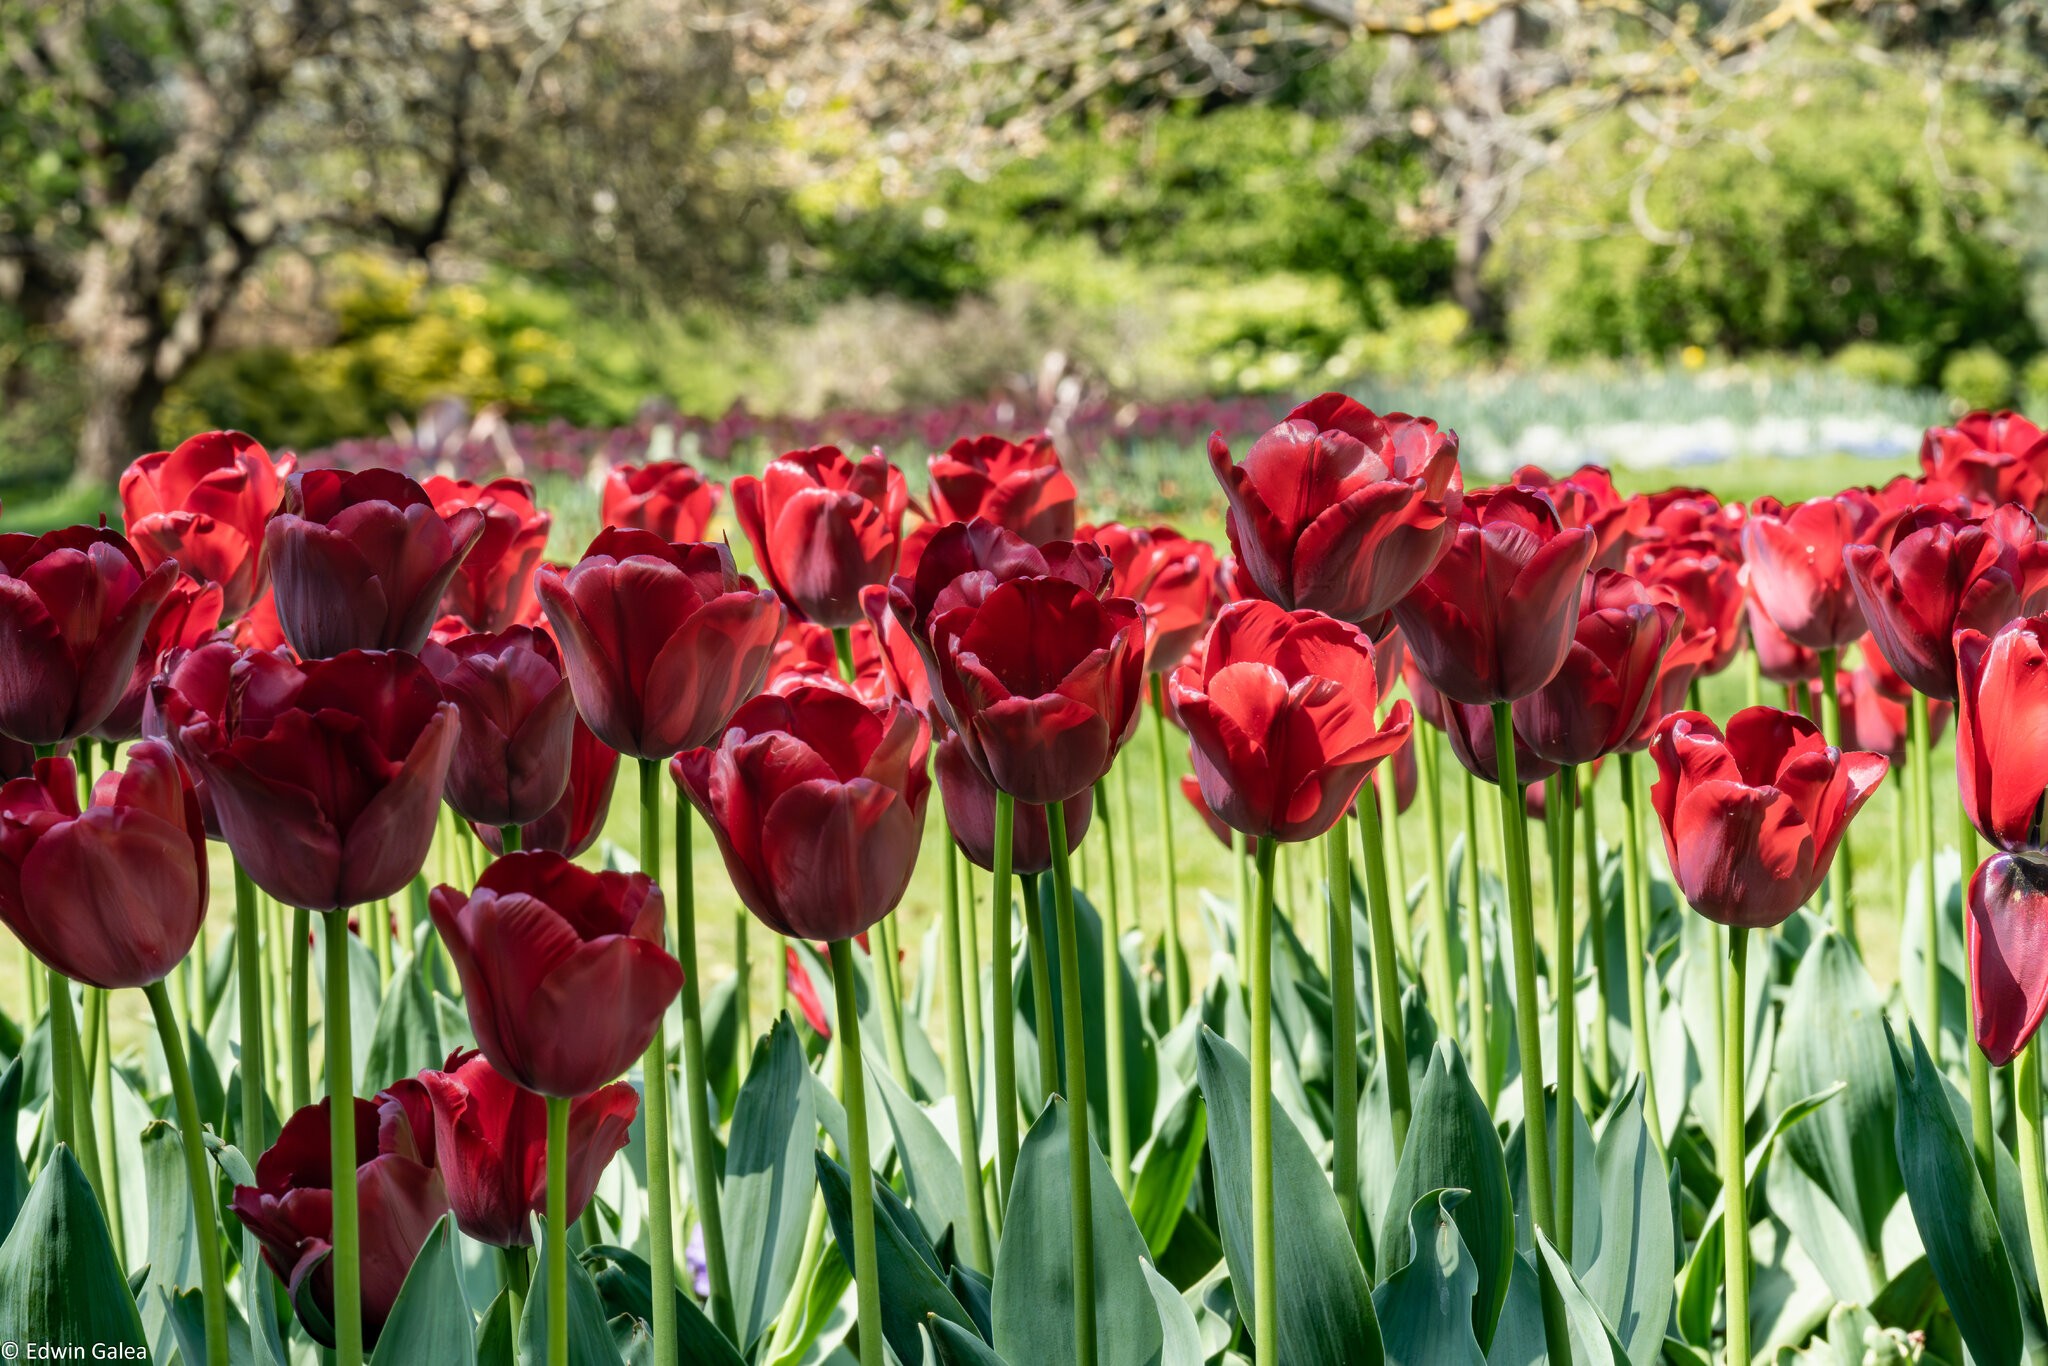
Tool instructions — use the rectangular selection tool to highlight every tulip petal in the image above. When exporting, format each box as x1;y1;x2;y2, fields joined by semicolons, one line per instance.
1970;852;2048;1066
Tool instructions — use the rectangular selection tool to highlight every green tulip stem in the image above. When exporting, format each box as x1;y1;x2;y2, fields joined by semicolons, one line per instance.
546;1095;570;1366
1416;724;1457;1045
666;762;736;1343
1548;767;1579;1261
638;761;681;1366
733;906;753;1081
1324;820;1361;1254
1490;700;1556;1243
959;859;985;1097
1093;777;1132;1194
829;937;887;1366
1249;834;1281;1358
324;909;364;1366
1356;777;1409;1162
1722;924;1751;1366
289;907;312;1113
1962;810;1997;1192
991;791;1021;1210
1233;828;1252;924
1817;646;1857;949
1617;751;1666;1159
1151;678;1189;1021
939;835;995;1270
501;823;522;853
44;968;77;1154
147;979;230;1366
2016;1035;2048;1326
232;864;269;1364
1909;691;1942;1070
870;913;913;1092
1580;763;1610;1093
87;988;123;1266
1021;866;1060;1102
1044;801;1099;1366
501;1245;531;1319
1461;765;1494;1108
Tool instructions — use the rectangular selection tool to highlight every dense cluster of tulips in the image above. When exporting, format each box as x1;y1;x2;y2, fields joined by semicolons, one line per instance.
9;399;2048;1366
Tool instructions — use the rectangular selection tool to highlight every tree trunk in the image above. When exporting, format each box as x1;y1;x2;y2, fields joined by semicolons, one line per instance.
1451;7;1520;347
74;332;165;490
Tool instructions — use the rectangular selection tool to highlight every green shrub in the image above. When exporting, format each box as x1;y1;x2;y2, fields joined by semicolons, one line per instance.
1942;345;2016;411
2021;353;2048;413
1830;342;1923;389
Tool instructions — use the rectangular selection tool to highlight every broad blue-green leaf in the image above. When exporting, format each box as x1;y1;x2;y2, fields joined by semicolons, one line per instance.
1484;1252;1544;1366
520;1220;624;1366
1144;1259;1205;1366
476;1289;517;1366
1504;1090;1597;1259
1129;1081;1206;1260
1195;1027;1382;1365
1373;1191;1485;1366
373;1215;475;1365
1030;887;1161;1157
166;1285;255;1366
363;951;445;1095
818;1151;974;1364
0;1060;27;1243
0;1147;147;1354
874;1044;976;1256
1534;1231;1628;1366
583;1243;745;1366
991;1097;1161;1366
929;1314;1010;1365
722;1016;816;1353
1583;1078;1672;1366
138;1119;198;1363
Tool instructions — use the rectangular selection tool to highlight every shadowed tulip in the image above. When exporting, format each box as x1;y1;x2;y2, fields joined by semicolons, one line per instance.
1833;658;1948;767
423;626;578;828
90;575;226;743
764;620;891;703
1739;491;1883;652
1616;623;1720;754
473;714;619;859
1179;772;1235;849
1967;851;2048;1065
1439;694;1558;789
927;433;1078;546
1922;411;2048;513
430;852;681;1097
1628;532;1746;677
733;445;909;628
121;430;292;619
1513;568;1680;767
934;720;1090;874
1082;521;1223;673
1648;707;1887;928
424;476;552;633
602;460;723;543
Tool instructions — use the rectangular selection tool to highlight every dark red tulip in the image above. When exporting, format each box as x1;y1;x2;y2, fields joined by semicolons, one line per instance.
1391;485;1597;706
602;460;722;543
0;525;177;746
885;517;1111;649
0;741;205;989
234;588;287;652
159;645;459;910
90;576;226;743
416;1048;636;1248
1513;464;1648;572
1401;653;1447;733
1513;569;1680;767
121;430;292;619
1617;620;1719;754
1208;393;1461;630
1844;502;2048;700
1628;533;1745;677
1641;487;1745;559
1169;600;1412;842
1217;553;1267;606
422;627;577;828
1955;614;2048;854
927;434;1078;546
1440;694;1558;789
1366;726;1419;814
1082;521;1223;673
857;583;931;711
265;468;487;659
1833;659;1948;767
1921;411;2048;513
785;946;831;1037
535;529;783;760
1739;491;1883;652
1967;851;2048;1065
473;714;619;859
675;685;931;942
934;720;1090;875
1648;707;1886;928
431;852;680;1097
423;476;551;633
1180;772;1235;849
927;575;1144;805
230;1089;446;1350
1745;578;1819;684
764;620;890;704
733;446;909;628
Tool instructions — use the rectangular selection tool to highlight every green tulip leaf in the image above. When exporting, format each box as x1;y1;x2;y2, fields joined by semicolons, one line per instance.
873;1040;978;1258
1484;1251;1545;1366
166;1285;255;1366
1143;1258;1205;1366
476;1288;517;1366
363;949;445;1095
583;1242;745;1366
373;1215;475;1365
137;1118;199;1362
1534;1230;1629;1366
1583;1077;1673;1366
520;1218;625;1366
722;1014;818;1353
1029;886;1161;1158
817;1150;975;1364
929;1314;1011;1365
0;1146;147;1355
1373;1190;1486;1366
1128;1081;1206;1260
0;1059;27;1244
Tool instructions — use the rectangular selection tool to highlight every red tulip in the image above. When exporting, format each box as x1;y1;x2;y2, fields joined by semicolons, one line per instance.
1513;569;1680;767
431;852;680;1097
234;587;287;652
1616;621;1720;754
230;1090;447;1349
265;468;487;659
1739;491;1883;652
1208;393;1461;630
423;476;552;633
1628;533;1745;677
473;714;619;859
858;583;931;711
934;720;1090;875
159;645;459;910
1367;727;1419;815
733;446;909;628
602;460;723;543
785;945;832;1037
1921;411;2048;513
422;627;578;828
1745;575;1820;684
416;1048;636;1248
927;434;1078;546
764;620;890;704
1967;851;2048;1064
1955;614;2048;854
1648;707;1886;928
885;518;1110;647
1081;522;1223;673
0;741;205;989
1844;502;2048;700
1641;487;1745;559
1180;772;1235;849
90;576;226;744
1512;464;1648;572
927;575;1145;805
0;525;177;745
1391;485;1597;706
674;685;931;942
535;529;783;760
1169;600;1412;842
121;430;292;619
1439;694;1558;789
1833;659;1948;768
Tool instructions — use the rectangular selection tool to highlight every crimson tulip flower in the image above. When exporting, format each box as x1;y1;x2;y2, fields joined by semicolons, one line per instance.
1180;772;1234;849
159;644;459;910
1513;463;1648;572
1844;502;2048;700
1954;614;2048;854
785;946;832;1036
1628;533;1746;677
422;626;578;829
1921;411;2048;512
857;583;931;710
675;684;931;941
231;1089;447;1350
473;714;619;859
1967;851;2048;1064
1082;521;1223;673
265;468;487;659
733;445;909;628
431;852;681;1097
416;1048;636;1248
1616;622;1720;754
602;460;723;543
933;720;1089;875
1745;577;1820;684
90;576;225;743
1208;393;1461;630
1648;707;1886;928
1513;569;1680;767
764;620;890;704
1367;727;1419;814
1439;694;1558;789
927;575;1144;805
0;525;177;746
1169;600;1411;842
1739;490;1883;652
234;588;287;652
927;433;1078;546
1391;485;1597;706
0;741;205;989
424;476;552;633
535;529;783;760
1834;658;1947;767
1642;486;1746;558
886;518;1110;643
120;430;292;619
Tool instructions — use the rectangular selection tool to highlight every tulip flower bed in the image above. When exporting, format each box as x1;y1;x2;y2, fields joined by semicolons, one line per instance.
2;404;2045;1366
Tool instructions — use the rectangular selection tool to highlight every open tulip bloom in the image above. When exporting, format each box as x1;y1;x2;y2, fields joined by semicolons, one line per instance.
120;428;292;620
732;444;909;628
602;458;723;543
